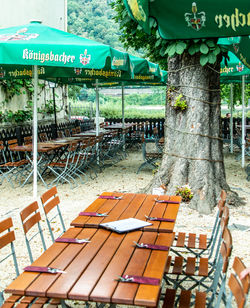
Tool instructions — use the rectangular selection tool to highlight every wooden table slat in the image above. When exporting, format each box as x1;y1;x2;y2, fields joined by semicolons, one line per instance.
135;232;174;307
46;229;110;299
111;232;158;305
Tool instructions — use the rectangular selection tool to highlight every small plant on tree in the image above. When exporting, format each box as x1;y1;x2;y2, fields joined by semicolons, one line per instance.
173;94;187;111
176;184;193;202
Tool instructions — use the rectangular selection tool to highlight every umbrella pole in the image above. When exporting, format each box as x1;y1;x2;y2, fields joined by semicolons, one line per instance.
52;87;58;138
95;79;100;164
241;75;245;168
32;65;38;199
230;83;233;153
121;83;126;153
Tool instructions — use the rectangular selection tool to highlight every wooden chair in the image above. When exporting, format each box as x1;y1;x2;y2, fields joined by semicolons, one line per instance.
0;140;29;187
75;126;81;133
57;130;64;138
64;128;71;137
171;190;227;259
39;132;48;142
0;218;61;308
20;201;47;263
23;136;32;145
164;208;231;291
40;186;66;242
162;226;233;307
71;128;77;135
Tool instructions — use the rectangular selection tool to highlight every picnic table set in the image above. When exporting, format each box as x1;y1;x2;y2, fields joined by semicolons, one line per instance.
0;123;141;189
1;189;249;308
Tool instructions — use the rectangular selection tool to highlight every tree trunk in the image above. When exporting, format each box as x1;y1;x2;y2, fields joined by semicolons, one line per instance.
147;52;231;214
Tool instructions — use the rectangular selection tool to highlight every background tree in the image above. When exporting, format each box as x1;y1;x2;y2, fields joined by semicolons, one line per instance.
111;0;242;213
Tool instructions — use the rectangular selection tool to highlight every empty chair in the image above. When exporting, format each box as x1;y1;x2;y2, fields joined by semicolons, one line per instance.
40;186;66;242
64;128;71;137
162;226;233;308
75;126;81;133
39;132;49;142
20;201;47;263
57;130;64;138
171;190;227;259
23;136;32;145
0;217;19;306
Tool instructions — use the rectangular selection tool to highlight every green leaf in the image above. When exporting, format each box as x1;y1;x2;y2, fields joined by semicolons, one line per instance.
176;43;185;54
155;38;162;48
156;31;160;39
200;43;209;54
206;40;215;48
208;53;217;64
214;45;221;56
168;44;176;57
188;45;196;55
149;18;156;28
193;39;200;43
160;46;166;57
200;54;209;66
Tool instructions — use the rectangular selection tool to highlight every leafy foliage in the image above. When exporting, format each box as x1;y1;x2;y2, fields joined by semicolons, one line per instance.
0;79;33;103
176;184;193;202
0;109;32;124
68;0;124;49
221;84;250;107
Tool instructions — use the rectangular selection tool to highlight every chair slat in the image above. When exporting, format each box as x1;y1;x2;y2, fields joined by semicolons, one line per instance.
41;186;57;205
165;256;172;273
185;257;196;275
199;234;207;249
20;202;39;223
0;230;15;249
43;196;60;215
1;303;15;308
4;295;22;303
176;232;185;247
172;256;183;274
228;274;245;308
194;291;206;308
187;233;196;248
20;296;36;303
162;289;176;308
198;258;208;276
22;212;42;235
0;217;13;233
233;257;250;294
179;290;191;308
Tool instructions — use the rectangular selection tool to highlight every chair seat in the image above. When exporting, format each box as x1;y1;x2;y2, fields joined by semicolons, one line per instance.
173;232;208;249
47;162;66;167
2;295;61;308
165;256;208;276
0;159;29;167
163;289;206;308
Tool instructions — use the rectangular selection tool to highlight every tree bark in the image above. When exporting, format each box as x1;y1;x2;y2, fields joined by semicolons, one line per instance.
147;52;232;214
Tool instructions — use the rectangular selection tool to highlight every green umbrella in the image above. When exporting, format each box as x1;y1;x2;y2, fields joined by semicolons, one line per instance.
0;21;165;197
218;36;250;69
123;0;249;39
220;51;250;83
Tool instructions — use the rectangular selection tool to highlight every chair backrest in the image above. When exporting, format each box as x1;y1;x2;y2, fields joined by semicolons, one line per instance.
57;130;64;138
7;139;21;161
75;126;81;133
40;186;66;242
0;217;19;305
211;226;233;308
72;128;77;135
20;201;47;263
0;141;7;164
220;256;249;308
39;132;48;142
24;136;32;145
64;128;71;137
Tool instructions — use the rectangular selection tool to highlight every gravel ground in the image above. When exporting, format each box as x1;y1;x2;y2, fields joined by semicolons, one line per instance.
0;149;249;307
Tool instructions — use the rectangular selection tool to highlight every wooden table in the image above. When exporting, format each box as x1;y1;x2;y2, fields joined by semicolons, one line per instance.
5;227;173;307
105;123;135;130
71;192;181;233
72;130;108;137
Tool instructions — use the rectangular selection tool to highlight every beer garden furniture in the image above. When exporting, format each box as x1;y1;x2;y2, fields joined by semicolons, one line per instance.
4;192;181;308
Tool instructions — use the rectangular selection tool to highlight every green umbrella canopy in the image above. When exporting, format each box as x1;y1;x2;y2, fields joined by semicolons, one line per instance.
220;51;250;83
0;22;163;82
218;36;250;69
123;0;249;40
0;21;136;81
